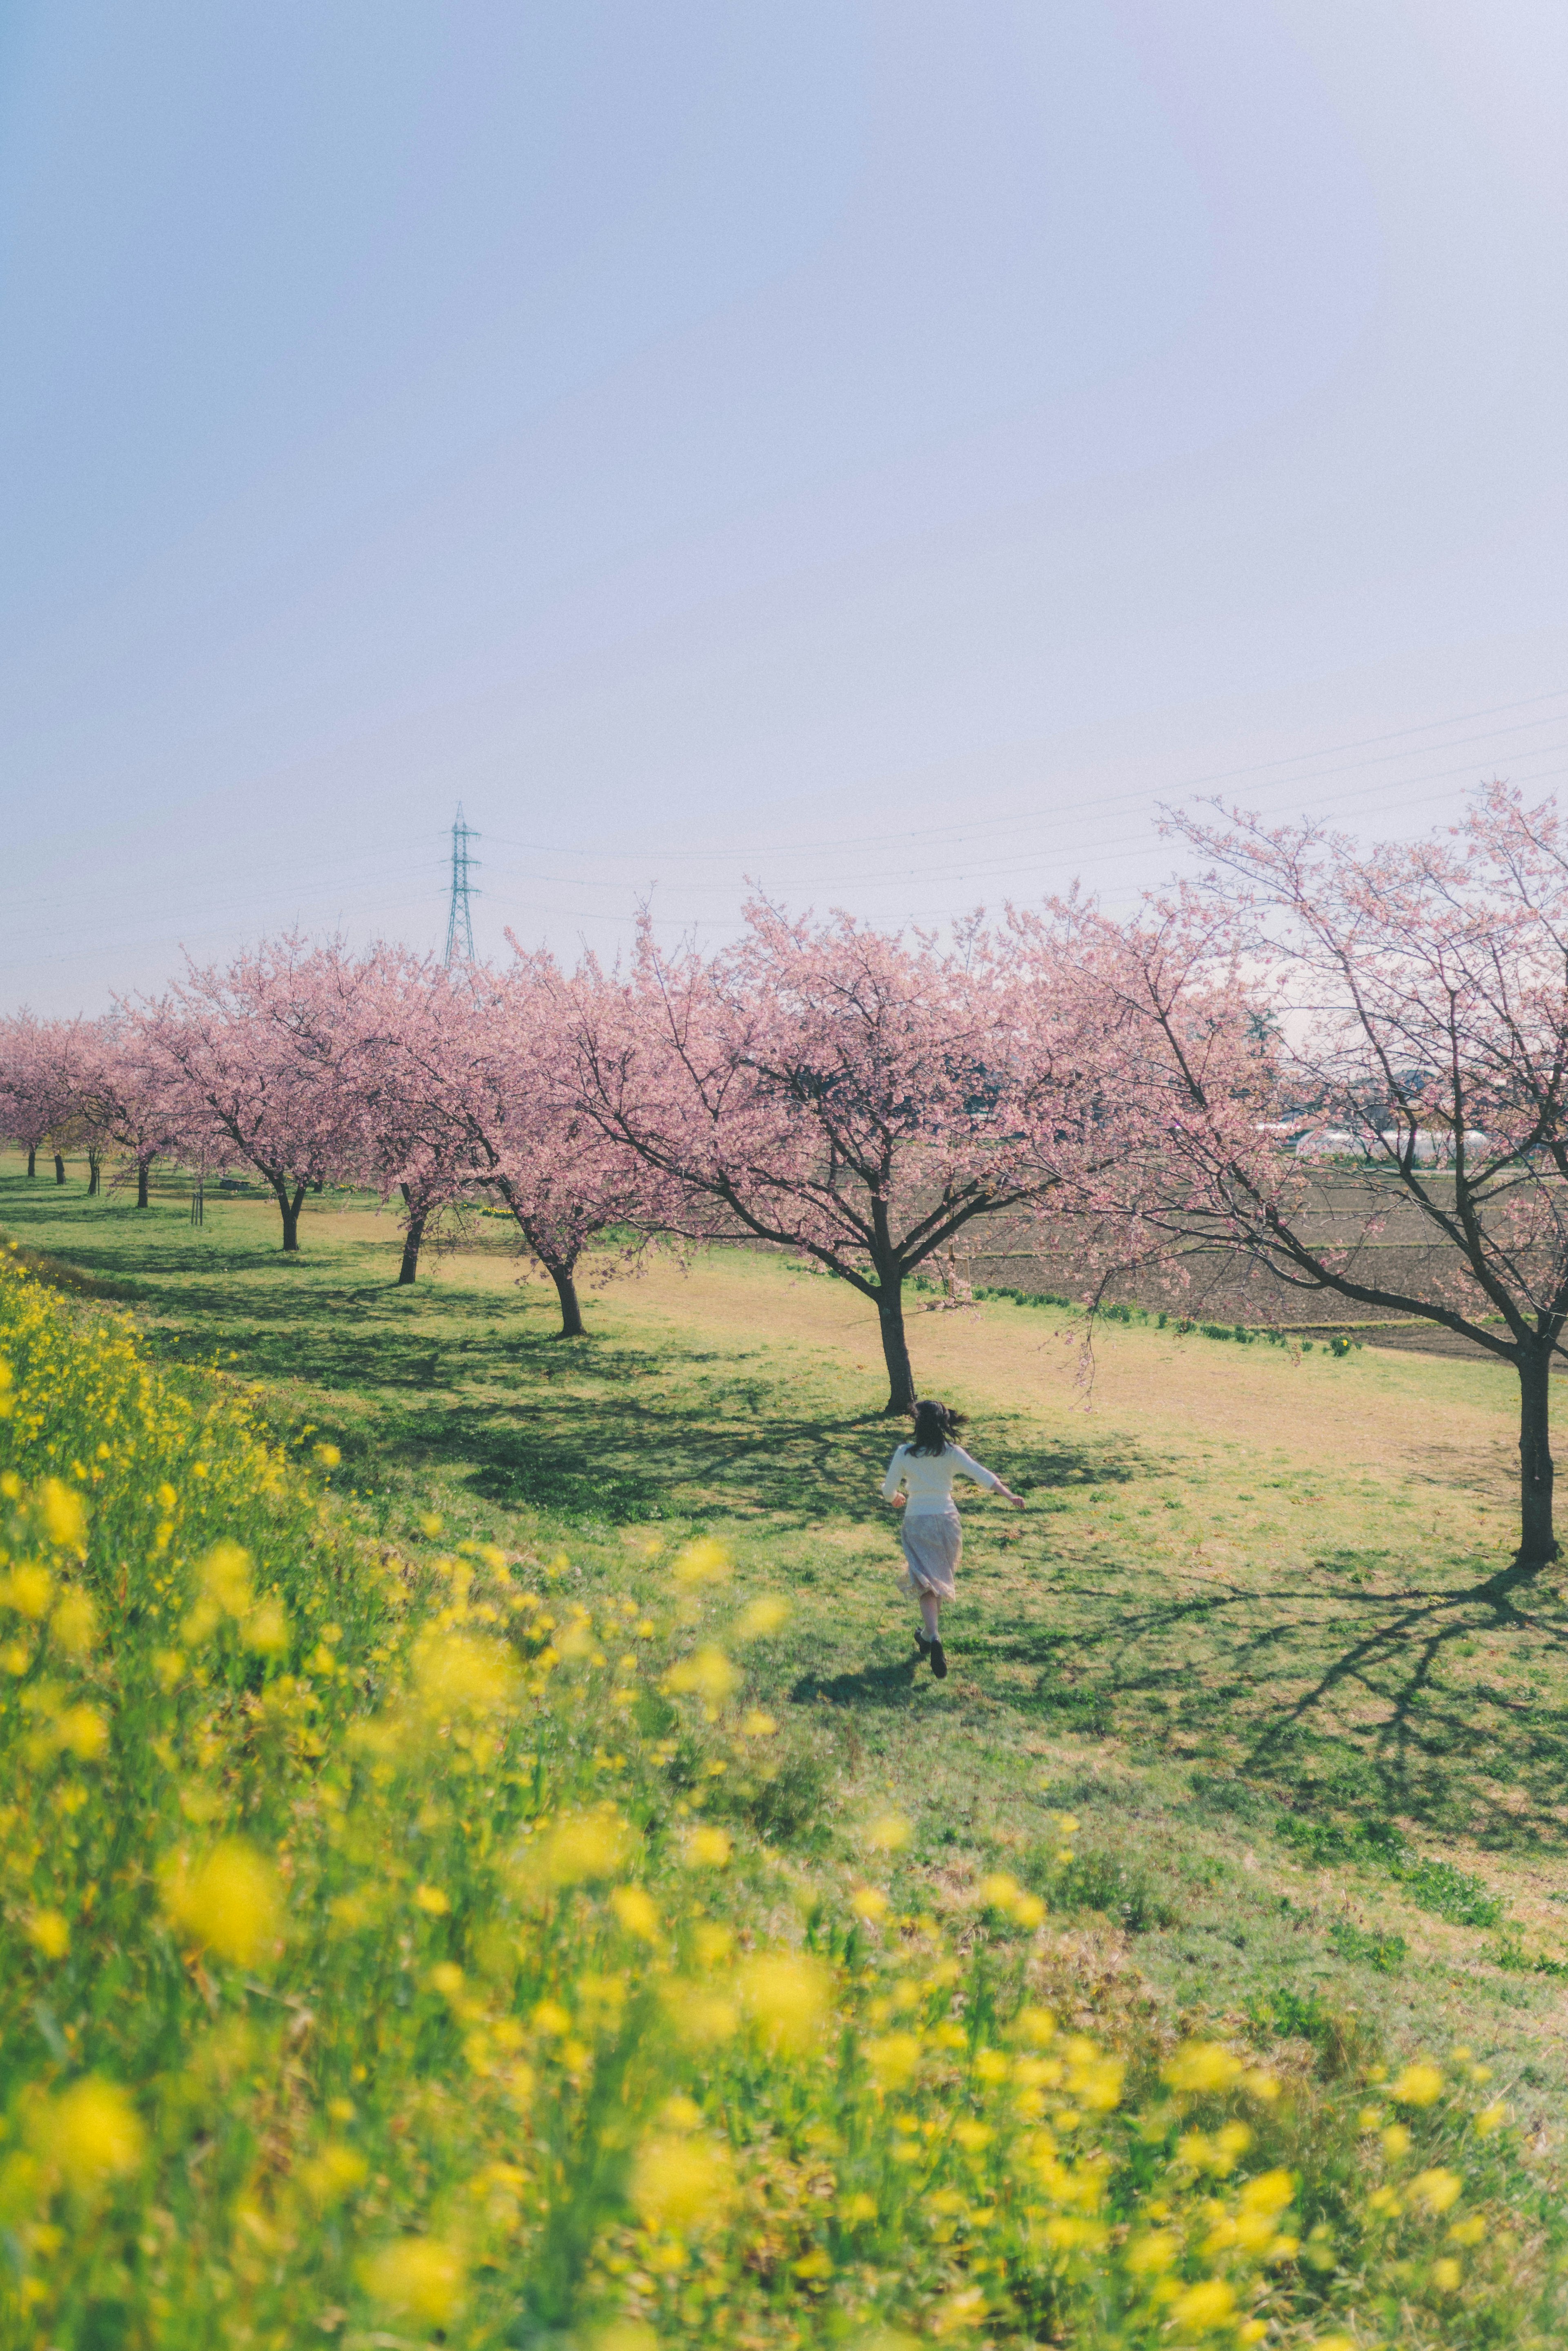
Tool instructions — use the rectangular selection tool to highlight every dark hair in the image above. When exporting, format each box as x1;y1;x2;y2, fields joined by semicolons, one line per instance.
909;1398;967;1457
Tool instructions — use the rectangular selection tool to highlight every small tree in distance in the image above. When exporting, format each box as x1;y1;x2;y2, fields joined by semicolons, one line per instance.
74;1020;173;1207
1076;782;1568;1572
129;940;364;1250
0;1014;80;1181
573;903;1113;1412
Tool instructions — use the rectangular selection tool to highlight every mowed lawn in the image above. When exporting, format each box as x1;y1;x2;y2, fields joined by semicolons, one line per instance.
9;1152;1568;2157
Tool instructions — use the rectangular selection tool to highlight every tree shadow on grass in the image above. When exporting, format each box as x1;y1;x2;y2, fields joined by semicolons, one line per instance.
24;1214;1138;1526
956;1551;1568;1852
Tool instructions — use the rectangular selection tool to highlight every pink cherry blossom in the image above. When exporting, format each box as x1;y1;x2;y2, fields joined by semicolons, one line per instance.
570;900;1118;1410
1060;782;1568;1568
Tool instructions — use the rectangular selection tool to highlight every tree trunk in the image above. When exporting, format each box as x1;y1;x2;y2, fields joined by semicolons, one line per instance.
278;1185;303;1252
398;1185;427;1285
877;1277;917;1414
26;1147;36;1178
53;1152;65;1184
87;1151;100;1196
137;1157;150;1209
1517;1344;1559;1568
548;1259;585;1338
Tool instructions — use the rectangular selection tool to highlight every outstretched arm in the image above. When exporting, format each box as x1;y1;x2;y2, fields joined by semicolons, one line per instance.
951;1446;1026;1509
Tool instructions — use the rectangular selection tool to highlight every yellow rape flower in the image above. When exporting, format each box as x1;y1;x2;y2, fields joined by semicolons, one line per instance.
865;2032;922;2090
0;1564;53;1619
537;1809;634;1887
162;1841;283;1967
1391;2062;1443;2107
50;1588;96;1655
411;1627;519;1718
733;1594;789;1638
1412;2167;1463;2214
610;1885;661;1942
242;1598;289;1656
686;1825;732;1869
1013;2005;1058;2045
40;2079;144;2191
738;1952;831;2051
632;2134;732;2232
1239;2168;1295;2217
298;2144;368;2207
1164;2041;1243;2096
665;1985;739;2047
361;2238;465;2326
1069;2052;1125;2111
1042;2216;1107;2252
39;1478;87;1556
184;1542;253;1642
672;1537;732;1589
55;1704;108;1761
865;1811;912;1852
1169;2277;1235;2333
664;1647;740;1707
27;1910;70;1959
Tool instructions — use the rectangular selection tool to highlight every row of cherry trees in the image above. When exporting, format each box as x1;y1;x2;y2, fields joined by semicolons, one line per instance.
8;785;1568;1567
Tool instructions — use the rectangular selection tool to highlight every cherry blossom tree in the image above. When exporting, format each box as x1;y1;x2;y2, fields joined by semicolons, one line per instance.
126;938;365;1249
314;947;487;1286
1070;784;1568;1571
570;903;1113;1410
344;951;663;1329
483;953;670;1335
0;1014;83;1181
69;1020;175;1206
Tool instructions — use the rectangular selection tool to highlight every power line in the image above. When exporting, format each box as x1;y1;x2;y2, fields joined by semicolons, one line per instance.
443;803;480;965
481;682;1568;871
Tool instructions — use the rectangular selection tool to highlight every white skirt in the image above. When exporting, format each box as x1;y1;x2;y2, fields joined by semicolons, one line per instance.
899;1504;962;1601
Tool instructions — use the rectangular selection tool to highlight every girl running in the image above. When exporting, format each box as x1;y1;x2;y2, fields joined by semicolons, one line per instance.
883;1398;1024;1678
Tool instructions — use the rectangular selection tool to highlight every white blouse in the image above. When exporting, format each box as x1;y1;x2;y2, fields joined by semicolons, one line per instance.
883;1441;1001;1516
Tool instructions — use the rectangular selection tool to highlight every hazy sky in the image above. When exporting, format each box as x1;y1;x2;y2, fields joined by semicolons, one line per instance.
4;1;1568;1010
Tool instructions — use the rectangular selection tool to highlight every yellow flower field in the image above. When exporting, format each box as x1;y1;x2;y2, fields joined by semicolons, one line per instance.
0;1243;1547;2347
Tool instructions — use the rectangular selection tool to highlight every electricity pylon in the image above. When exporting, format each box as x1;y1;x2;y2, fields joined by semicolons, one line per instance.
443;803;479;965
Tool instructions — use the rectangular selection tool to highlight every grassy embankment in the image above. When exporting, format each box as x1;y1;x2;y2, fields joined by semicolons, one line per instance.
2;1154;1567;2344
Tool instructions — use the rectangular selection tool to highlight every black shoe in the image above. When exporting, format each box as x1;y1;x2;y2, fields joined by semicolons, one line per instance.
929;1639;948;1680
914;1629;933;1652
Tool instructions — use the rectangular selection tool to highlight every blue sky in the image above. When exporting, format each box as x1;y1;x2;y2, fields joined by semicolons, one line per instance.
4;2;1568;1009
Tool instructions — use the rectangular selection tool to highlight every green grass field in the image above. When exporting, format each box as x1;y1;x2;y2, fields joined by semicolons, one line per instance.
8;1150;1568;2168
